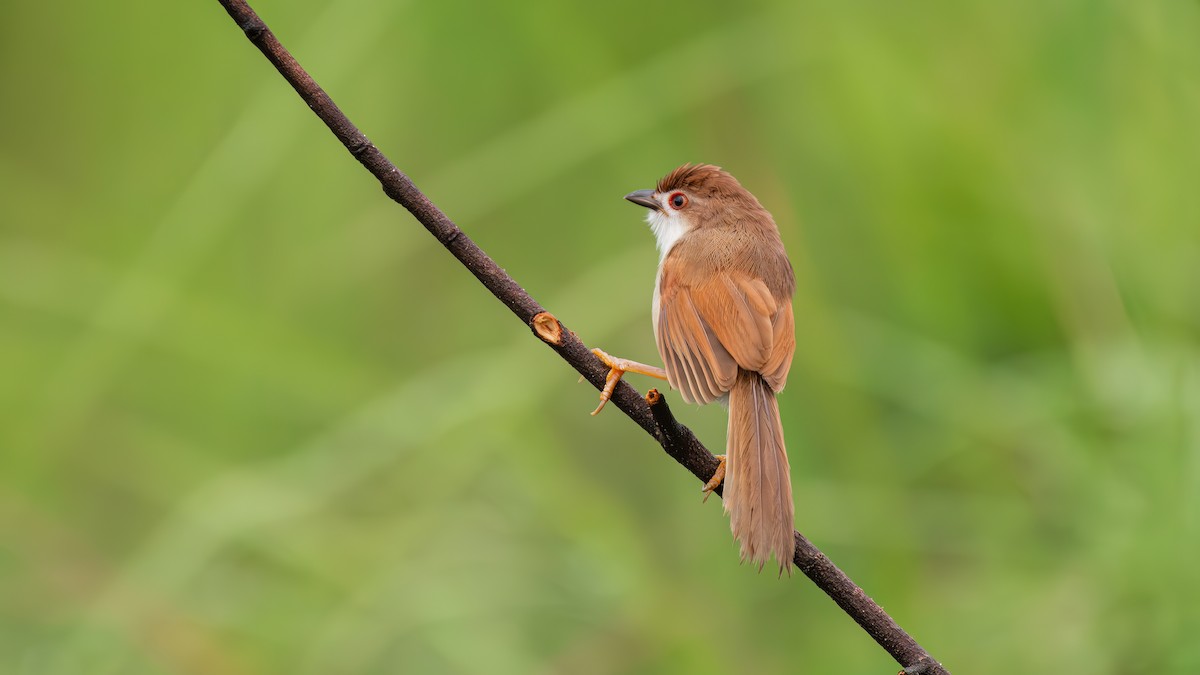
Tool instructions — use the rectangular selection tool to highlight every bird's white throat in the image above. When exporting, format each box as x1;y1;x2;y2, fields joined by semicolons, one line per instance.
646;209;689;261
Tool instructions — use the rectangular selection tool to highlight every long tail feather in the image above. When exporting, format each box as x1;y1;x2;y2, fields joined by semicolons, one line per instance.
725;370;795;574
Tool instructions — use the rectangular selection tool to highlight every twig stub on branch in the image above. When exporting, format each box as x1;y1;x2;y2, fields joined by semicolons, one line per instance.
531;312;563;345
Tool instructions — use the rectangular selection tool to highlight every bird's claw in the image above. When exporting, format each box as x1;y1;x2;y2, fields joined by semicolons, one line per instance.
590;349;626;416
701;455;727;502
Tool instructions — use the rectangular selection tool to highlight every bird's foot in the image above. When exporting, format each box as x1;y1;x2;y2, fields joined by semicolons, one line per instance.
589;348;667;415
701;455;727;502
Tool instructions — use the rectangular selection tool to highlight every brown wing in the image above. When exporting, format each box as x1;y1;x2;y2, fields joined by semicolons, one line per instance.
656;260;794;404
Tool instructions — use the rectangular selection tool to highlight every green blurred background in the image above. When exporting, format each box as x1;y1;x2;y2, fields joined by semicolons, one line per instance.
2;1;1198;673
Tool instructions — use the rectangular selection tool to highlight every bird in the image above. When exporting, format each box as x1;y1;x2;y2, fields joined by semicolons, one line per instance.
591;163;797;574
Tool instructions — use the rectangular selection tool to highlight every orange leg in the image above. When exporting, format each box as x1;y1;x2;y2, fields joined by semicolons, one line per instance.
589;348;667;415
701;455;726;502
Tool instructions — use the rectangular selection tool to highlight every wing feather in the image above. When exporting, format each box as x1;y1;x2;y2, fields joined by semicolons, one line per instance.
656;254;793;402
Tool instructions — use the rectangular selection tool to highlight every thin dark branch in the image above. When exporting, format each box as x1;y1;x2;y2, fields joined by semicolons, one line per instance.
214;2;949;673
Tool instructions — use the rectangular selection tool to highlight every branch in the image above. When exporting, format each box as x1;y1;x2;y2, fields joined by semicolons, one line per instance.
215;3;949;673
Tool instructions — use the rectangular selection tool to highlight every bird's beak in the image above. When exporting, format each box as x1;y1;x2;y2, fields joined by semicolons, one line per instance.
624;189;660;211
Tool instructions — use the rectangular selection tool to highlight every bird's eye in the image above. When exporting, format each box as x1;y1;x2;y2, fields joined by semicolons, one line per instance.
668;192;688;210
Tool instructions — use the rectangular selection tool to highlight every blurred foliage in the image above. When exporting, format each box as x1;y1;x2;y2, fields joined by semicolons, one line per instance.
2;1;1199;673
